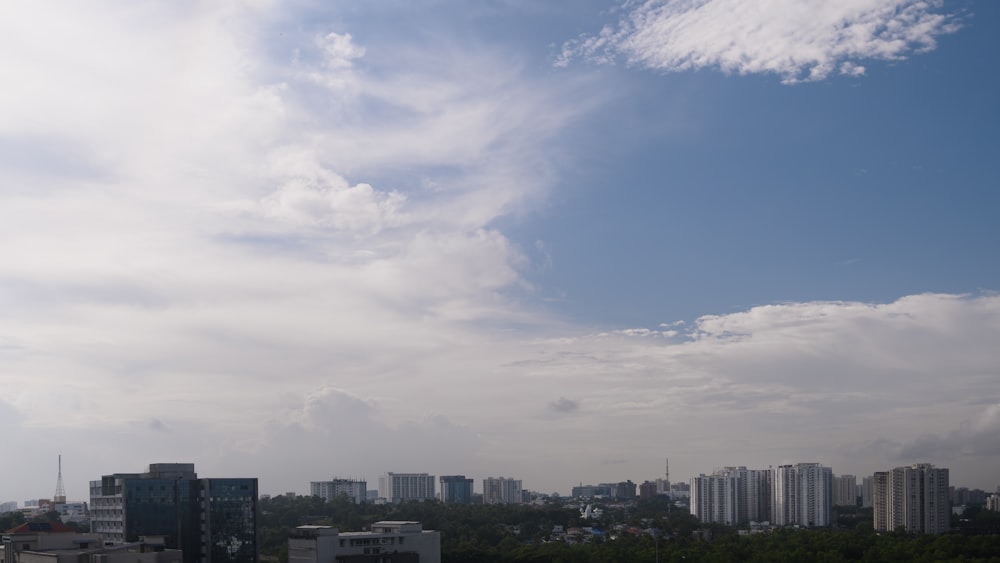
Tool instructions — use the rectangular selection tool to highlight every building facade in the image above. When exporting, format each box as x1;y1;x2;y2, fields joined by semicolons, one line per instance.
862;476;874;508
689;467;771;526
873;463;949;534
832;474;857;507
89;463;258;563
288;522;440;563
310;479;367;504
438;476;474;504
482;477;522;505
379;474;436;504
772;463;833;527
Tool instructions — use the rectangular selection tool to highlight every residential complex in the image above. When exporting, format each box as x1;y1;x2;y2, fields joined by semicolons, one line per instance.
378;473;436;504
689;467;770;526
482;477;522;505
310;478;367;504
773;463;833;528
832;474;857;507
873;463;949;535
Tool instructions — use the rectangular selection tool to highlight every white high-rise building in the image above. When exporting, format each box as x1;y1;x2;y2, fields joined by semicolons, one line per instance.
832;474;857;506
689;467;771;525
311;478;367;504
873;463;949;534
772;463;833;527
379;473;436;503
862;476;874;508
482;477;522;504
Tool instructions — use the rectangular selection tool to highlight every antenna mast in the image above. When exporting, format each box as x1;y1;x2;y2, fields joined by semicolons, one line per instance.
54;454;67;504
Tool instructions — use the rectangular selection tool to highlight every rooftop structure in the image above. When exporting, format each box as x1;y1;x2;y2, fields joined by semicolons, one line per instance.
288;521;440;563
1;521;181;563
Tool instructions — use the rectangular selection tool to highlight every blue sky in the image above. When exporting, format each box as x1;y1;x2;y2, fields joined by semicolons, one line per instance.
1;0;998;502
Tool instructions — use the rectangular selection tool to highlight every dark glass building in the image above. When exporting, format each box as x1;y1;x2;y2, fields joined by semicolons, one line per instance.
90;463;258;563
438;475;474;504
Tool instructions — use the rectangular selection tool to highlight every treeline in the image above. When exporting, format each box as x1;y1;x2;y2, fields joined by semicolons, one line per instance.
258;495;1000;563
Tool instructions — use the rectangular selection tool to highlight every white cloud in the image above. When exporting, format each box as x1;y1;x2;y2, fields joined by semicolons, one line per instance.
558;0;961;83
0;1;995;502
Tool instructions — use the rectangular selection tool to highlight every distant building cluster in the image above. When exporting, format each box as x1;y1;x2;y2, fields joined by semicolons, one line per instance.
570;481;637;500
4;452;996;563
691;466;773;526
686;461;952;534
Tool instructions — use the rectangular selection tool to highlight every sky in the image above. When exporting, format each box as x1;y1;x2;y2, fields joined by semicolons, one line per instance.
1;0;998;503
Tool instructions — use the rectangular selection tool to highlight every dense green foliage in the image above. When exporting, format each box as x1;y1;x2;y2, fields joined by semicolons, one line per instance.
258;495;1000;563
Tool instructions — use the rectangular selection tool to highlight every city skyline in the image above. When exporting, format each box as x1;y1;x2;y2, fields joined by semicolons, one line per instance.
2;455;994;506
1;0;999;501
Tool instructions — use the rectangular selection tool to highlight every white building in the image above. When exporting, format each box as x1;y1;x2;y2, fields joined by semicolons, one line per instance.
310;478;367;504
986;494;1000;512
690;467;770;526
873;463;949;534
288;522;440;563
482;477;522;505
832;474;857;507
378;473;436;503
52;501;88;523
772;463;833;527
862;476;874;508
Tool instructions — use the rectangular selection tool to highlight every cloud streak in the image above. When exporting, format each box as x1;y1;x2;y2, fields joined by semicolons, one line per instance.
558;0;961;83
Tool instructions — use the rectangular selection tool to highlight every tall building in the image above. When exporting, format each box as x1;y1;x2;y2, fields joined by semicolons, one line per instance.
438;476;474;504
638;481;659;499
772;463;833;527
379;473;436;503
690;467;771;526
690;470;739;525
862;476;874;508
89;463;258;563
873;463;949;534
832;474;857;506
288;521;440;563
482;477;522;504
310;478;367;504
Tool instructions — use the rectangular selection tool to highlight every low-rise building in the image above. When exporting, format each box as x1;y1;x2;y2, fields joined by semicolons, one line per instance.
288;522;440;563
1;521;181;563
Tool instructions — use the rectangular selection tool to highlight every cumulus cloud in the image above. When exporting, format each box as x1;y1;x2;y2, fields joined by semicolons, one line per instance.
0;1;995;501
558;0;961;83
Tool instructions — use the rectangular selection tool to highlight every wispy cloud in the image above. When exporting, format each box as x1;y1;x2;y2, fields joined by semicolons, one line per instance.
557;0;962;83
